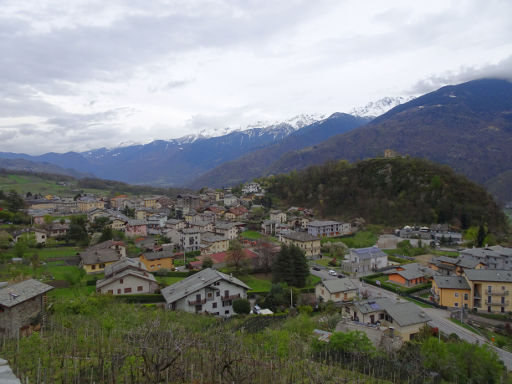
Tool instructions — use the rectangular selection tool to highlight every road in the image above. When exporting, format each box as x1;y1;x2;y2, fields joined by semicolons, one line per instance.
313;271;512;370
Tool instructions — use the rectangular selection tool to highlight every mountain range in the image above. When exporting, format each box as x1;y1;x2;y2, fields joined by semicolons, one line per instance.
190;79;512;202
0;113;371;186
0;81;511;202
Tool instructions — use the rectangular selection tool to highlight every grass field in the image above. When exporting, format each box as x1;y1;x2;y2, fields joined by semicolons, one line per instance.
240;230;263;240
238;273;273;292
155;276;185;286
0;174;110;197
321;230;378;249
238;273;321;292
0;245;81;260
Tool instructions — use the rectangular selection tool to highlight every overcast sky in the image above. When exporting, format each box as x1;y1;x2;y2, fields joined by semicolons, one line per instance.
1;0;511;154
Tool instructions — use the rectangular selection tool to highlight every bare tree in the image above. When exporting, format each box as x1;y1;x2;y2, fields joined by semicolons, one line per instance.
228;240;245;272
128;319;191;383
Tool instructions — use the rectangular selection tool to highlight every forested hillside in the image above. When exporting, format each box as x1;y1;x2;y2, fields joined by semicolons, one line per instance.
262;157;508;232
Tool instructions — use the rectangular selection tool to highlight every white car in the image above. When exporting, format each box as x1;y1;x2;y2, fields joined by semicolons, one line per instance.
328;270;337;276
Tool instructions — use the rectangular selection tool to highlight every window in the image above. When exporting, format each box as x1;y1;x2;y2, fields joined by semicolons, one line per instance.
120;279;123;284
117;289;121;294
137;286;143;292
213;302;217;308
502;296;505;304
454;302;458;307
225;310;229;315
454;292;459;297
488;296;492;303
488;286;492;293
464;293;469;300
488;306;491;312
91;265;96;270
100;263;105;268
108;290;113;294
502;307;505;313
124;287;132;293
216;291;220;296
207;292;213;299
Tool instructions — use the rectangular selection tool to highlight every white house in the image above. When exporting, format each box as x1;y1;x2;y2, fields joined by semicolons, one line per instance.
269;210;287;223
96;258;159;295
315;278;358;303
214;221;238;240
307;220;351;237
161;268;251;317
342;246;388;275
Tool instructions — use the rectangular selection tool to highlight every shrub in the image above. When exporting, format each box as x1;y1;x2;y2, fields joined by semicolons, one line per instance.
233;298;251;314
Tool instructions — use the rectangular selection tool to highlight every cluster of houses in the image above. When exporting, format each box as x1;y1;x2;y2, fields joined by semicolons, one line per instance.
396;224;463;246
429;245;512;313
7;180;511;345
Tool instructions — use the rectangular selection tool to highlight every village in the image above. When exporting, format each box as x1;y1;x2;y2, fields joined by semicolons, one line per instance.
1;180;512;381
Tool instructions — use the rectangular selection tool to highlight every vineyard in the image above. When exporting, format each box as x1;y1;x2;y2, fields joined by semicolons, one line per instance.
0;295;507;383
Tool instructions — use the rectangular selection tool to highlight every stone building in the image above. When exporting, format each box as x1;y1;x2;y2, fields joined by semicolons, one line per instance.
0;279;53;337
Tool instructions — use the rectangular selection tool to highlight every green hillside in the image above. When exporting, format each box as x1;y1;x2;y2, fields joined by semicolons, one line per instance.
0;169;186;197
262;157;508;233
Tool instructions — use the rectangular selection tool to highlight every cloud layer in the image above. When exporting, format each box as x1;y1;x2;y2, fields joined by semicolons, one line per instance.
0;0;511;154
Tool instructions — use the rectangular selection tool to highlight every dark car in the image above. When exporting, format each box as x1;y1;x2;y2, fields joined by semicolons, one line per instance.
337;274;345;279
312;266;321;271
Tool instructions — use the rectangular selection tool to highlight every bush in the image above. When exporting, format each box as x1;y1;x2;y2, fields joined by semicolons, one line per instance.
233;298;251;314
114;294;165;303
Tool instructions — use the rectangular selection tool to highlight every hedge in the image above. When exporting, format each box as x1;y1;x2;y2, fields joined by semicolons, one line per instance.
114;294;165;303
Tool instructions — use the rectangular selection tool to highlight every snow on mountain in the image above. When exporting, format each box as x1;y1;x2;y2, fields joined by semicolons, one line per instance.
189;113;326;139
349;96;416;117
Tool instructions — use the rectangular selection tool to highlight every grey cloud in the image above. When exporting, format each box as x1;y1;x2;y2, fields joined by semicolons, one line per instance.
409;55;512;94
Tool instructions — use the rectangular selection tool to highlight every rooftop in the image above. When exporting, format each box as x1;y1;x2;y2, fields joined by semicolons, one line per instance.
319;278;358;293
281;231;319;242
433;275;471;290
0;279;53;308
161;268;250;304
465;269;512;283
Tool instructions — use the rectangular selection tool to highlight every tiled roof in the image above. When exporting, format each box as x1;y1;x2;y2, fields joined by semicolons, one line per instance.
433;275;470;290
320;278;358;293
465;269;512;282
0;279;53;308
161;268;250;304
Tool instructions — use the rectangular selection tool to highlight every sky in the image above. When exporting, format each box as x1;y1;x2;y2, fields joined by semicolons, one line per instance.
0;0;511;154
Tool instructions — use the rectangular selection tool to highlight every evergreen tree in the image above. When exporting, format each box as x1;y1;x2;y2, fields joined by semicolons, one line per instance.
272;244;309;287
477;224;486;247
289;245;309;287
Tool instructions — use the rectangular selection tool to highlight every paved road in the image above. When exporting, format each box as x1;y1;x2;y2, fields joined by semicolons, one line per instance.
310;267;338;281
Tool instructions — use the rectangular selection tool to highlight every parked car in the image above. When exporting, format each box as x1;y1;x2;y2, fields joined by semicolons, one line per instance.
312;266;321;271
337;274;345;279
328;270;337;276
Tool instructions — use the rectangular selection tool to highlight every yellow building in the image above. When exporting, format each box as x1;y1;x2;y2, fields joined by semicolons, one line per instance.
465;269;512;314
140;251;174;271
316;278;358;303
200;233;229;255
279;231;321;257
144;197;157;209
77;198;105;212
432;275;471;309
79;249;120;273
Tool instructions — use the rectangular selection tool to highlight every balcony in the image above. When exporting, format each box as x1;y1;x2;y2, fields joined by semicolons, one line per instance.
490;301;509;307
188;298;207;306
221;293;241;301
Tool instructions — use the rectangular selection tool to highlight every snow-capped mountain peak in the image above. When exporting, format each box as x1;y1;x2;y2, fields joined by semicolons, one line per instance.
350;96;416;117
187;113;326;139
